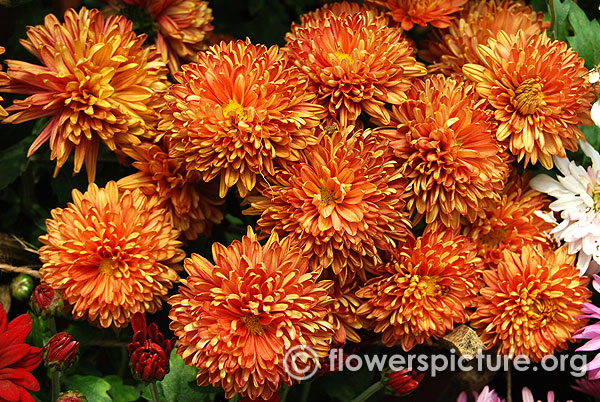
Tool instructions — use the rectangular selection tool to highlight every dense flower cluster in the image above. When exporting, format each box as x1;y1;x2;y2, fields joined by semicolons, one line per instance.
1;0;599;400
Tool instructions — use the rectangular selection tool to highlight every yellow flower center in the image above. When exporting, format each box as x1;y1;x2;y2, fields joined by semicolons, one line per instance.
513;78;545;115
241;314;266;336
479;227;510;248
319;186;338;205
334;50;354;65
222;99;247;120
529;298;556;324
98;258;117;276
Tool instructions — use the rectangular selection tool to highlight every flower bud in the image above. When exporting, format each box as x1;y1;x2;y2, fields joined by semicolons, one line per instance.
383;368;423;397
44;332;79;371
10;274;34;301
56;390;87;402
128;313;175;382
30;284;64;318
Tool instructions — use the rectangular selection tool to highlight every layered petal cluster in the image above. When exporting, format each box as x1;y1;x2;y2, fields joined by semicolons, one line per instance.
457;386;504;402
0;47;6;119
422;0;548;76
0;7;169;181
284;2;427;126
376;74;509;228
530;140;600;275
168;228;334;400
0;303;43;402
356;225;483;351
118;138;224;241
128;312;175;382
470;245;590;362
463;171;555;268
39;181;184;329
245;128;412;284
365;0;466;31
463;31;594;169
320;274;363;345
162;39;323;197
104;0;213;74
574;275;600;379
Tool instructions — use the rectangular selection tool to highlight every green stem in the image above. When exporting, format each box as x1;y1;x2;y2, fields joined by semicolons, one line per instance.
48;316;57;335
149;382;161;402
280;385;290;402
51;371;61;402
299;381;312;402
118;346;128;378
349;381;384;402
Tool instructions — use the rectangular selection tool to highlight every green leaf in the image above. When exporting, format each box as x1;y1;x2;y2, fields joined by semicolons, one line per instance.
105;375;140;402
0;134;31;190
566;2;600;68
65;375;112;402
141;350;213;402
549;0;572;41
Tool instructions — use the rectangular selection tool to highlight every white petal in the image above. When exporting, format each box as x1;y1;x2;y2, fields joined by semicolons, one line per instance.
554;155;571;175
592;101;600;128
530;174;563;194
578;252;593;276
580;138;600;170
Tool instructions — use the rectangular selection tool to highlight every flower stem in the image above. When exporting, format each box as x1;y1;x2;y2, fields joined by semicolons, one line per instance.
51;371;61;402
349;381;384;402
280;385;290;402
299;381;312;402
48;316;57;335
149;382;161;402
506;364;512;402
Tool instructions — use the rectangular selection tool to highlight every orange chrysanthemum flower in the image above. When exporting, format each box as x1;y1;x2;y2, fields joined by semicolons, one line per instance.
168;228;334;400
376;74;509;228
162;39;323;198
462;172;556;268
321;274;363;345
365;0;467;31
463;31;594;169
356;225;483;351
0;7;169;182
470;245;591;362
245;127;412;284
39;181;184;329
284;2;427;126
0;46;7;119
104;0;213;75
421;0;549;76
118;138;224;241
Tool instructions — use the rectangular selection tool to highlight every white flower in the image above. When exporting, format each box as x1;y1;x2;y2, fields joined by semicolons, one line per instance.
592;100;600;128
530;140;600;275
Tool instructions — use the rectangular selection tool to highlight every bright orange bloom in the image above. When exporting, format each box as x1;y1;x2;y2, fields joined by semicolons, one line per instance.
39;181;184;329
0;47;7;119
321;273;363;345
365;0;466;31
284;2;426;126
104;0;213;75
245;127;412;285
356;225;483;351
470;245;590;362
422;0;549;76
463;31;594;169
118;138;224;241
162;39;323;198
0;8;169;182
462;172;556;268
168;228;334;400
376;74;509;228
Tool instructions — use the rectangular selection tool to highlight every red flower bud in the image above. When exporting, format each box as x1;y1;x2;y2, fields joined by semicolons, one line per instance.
30;284;64;318
128;313;175;382
383;368;424;396
44;332;79;371
56;390;87;402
